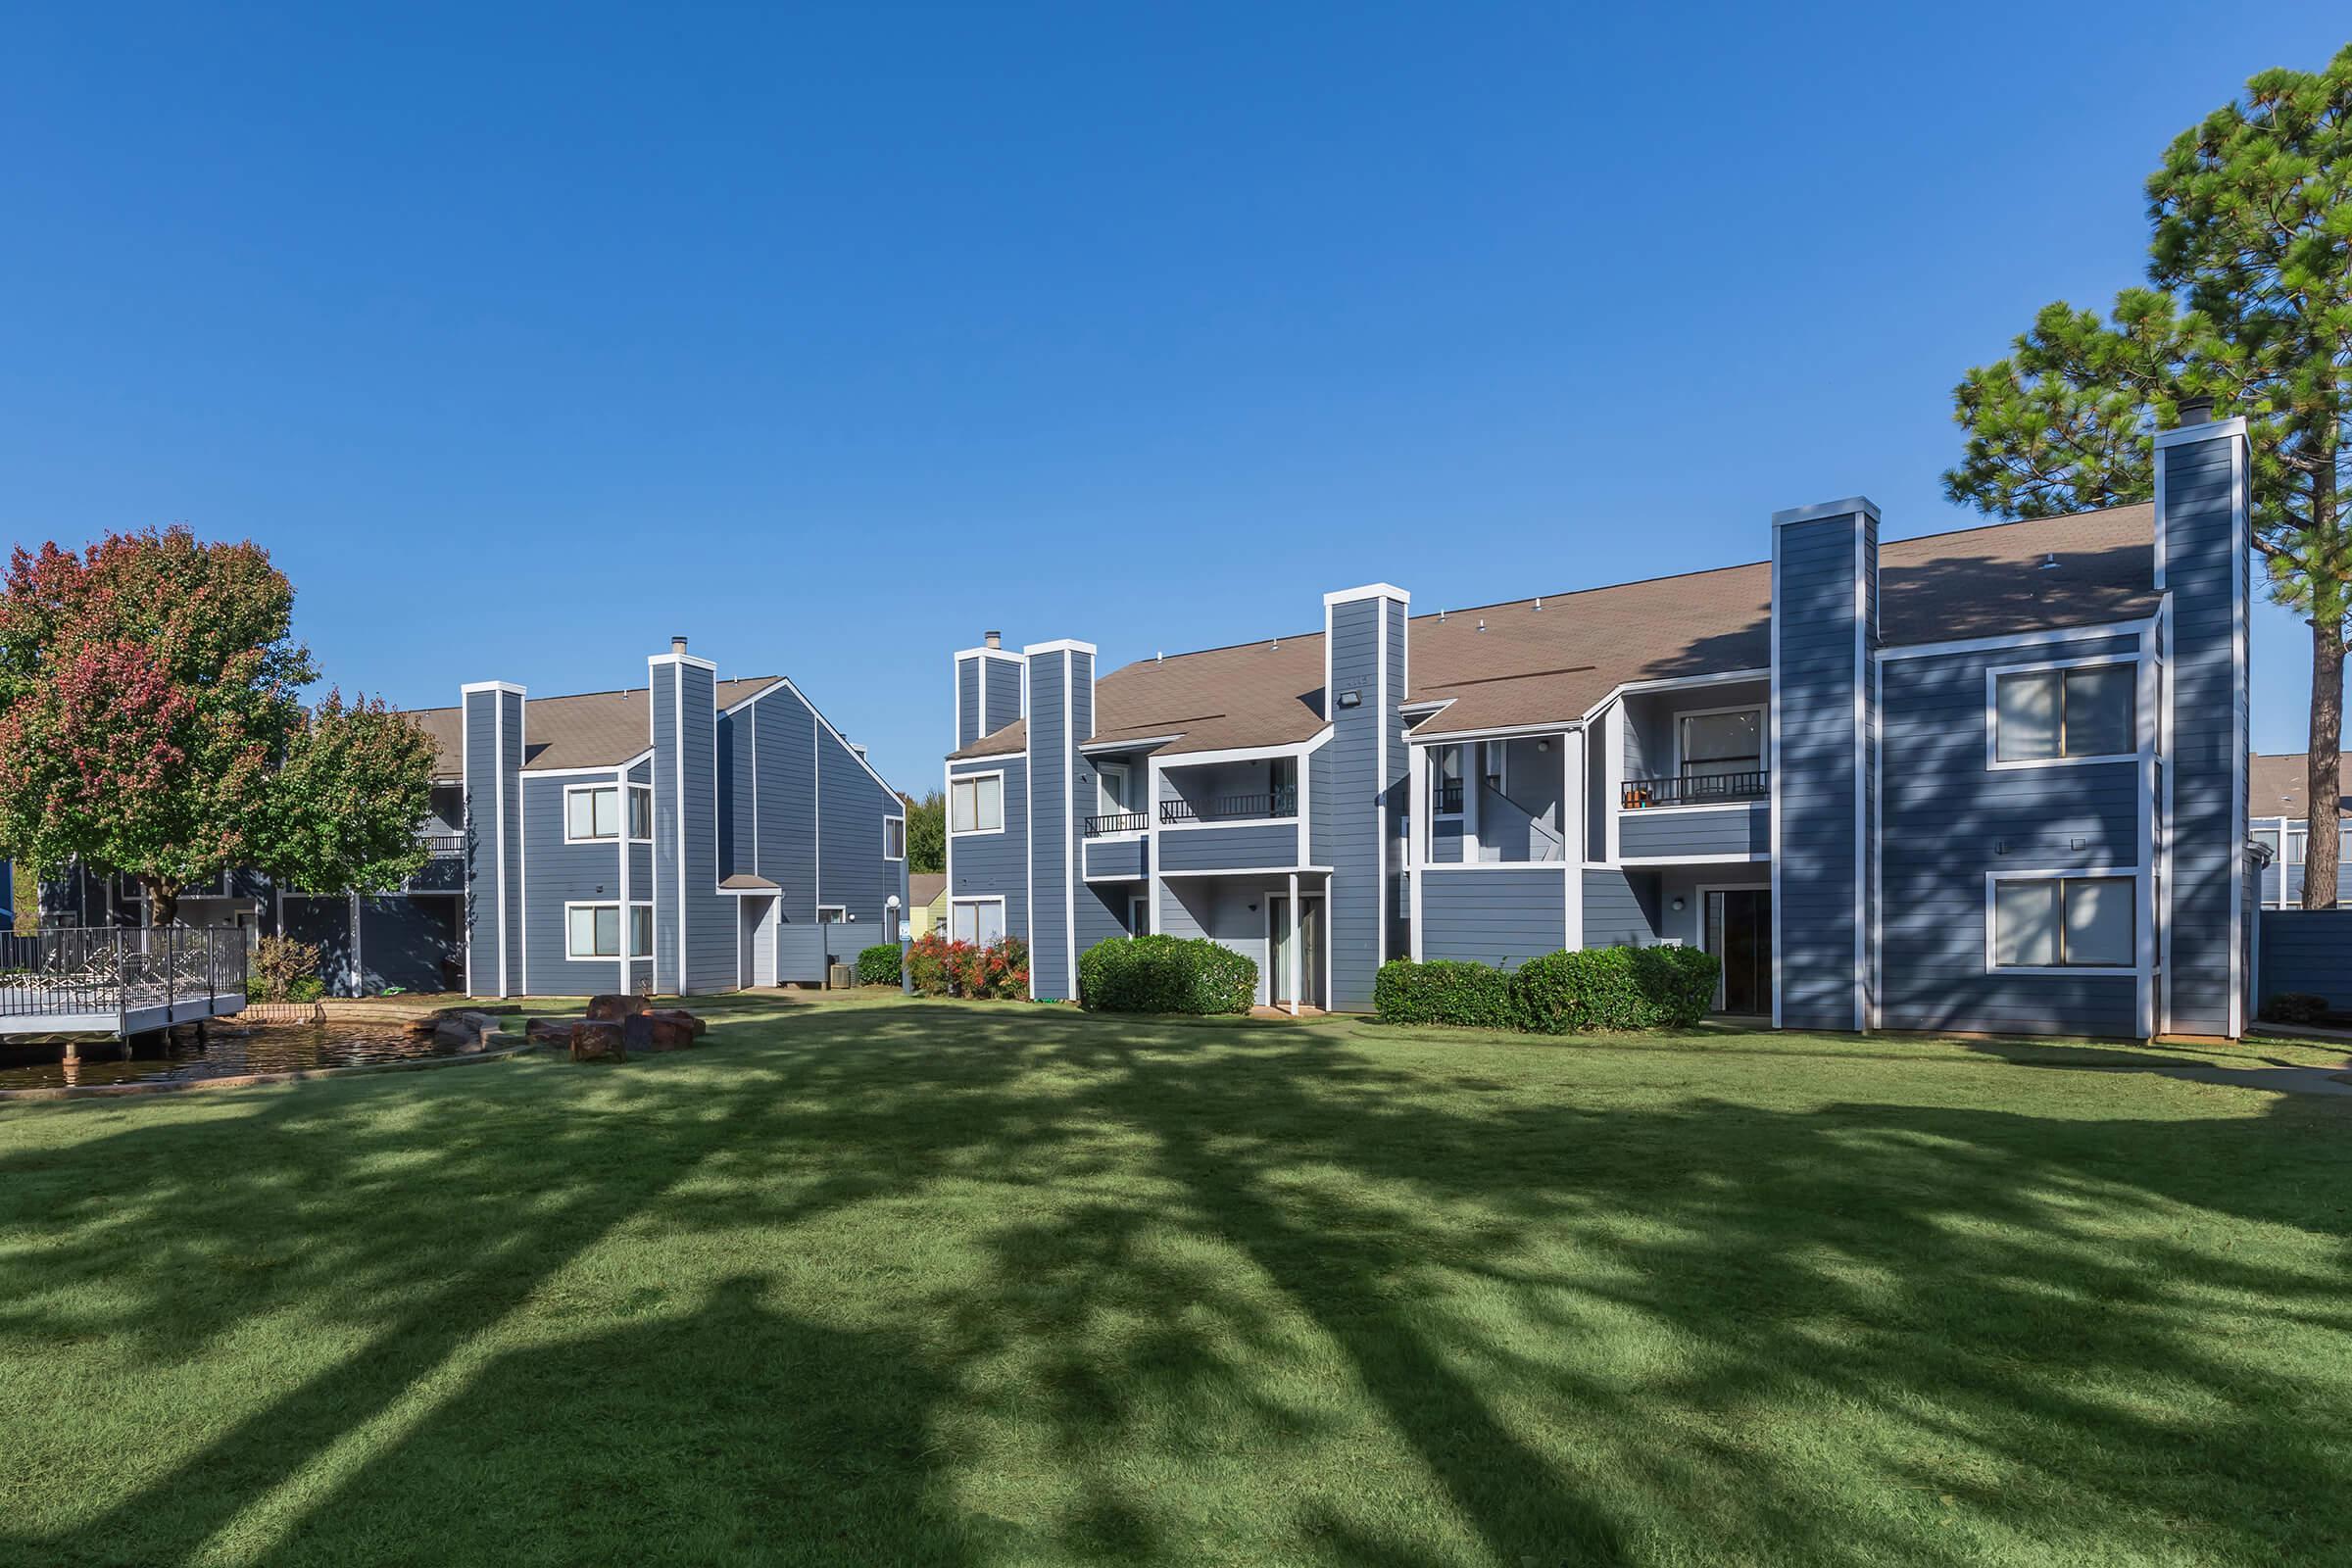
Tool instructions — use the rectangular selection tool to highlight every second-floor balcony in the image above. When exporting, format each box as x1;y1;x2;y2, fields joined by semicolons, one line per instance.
1621;770;1769;809
1159;787;1298;827
1083;810;1151;838
420;832;465;857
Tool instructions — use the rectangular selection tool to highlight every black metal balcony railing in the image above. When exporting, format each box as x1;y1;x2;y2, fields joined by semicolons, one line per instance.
0;925;249;1023
1621;770;1769;809
420;832;465;857
1435;780;1464;814
1159;787;1298;826
1084;811;1151;838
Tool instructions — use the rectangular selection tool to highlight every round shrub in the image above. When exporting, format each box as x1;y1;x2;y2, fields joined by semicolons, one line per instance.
1374;945;1722;1034
855;944;905;987
1079;935;1256;1015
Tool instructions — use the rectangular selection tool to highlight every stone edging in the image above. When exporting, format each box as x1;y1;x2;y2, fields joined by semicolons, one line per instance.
0;1036;542;1103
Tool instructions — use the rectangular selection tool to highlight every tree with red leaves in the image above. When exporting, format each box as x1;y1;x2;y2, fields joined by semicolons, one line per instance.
0;526;438;925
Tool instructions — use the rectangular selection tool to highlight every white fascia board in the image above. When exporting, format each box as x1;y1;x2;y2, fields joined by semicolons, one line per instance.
949;753;1020;773
954;646;1029;665
1407;718;1583;745
1156;730;1333;768
2151;415;2250;448
521;763;628;781
1322;583;1410;607
1021;638;1097;658
648;652;720;673
1770;496;1881;529
718;678;790;717
1879;618;2155;663
1157;864;1335;879
460;680;527;695
1576;666;1771;725
1081;734;1182;756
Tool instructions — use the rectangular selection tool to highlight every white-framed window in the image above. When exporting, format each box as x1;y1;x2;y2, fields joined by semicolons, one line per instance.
629;903;654;958
2255;825;2282;862
950;771;1005;835
950;896;1006;946
2286;828;2307;865
1676;707;1764;781
1988;660;2137;768
1096;762;1132;817
1127;894;1149;936
882;899;902;943
817;905;848;923
1432;745;1464;817
883;816;906;860
565;901;623;959
628;784;653;841
1986;871;2136;973
564;784;625;843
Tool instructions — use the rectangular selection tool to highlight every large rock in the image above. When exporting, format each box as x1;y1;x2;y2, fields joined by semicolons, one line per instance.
433;1010;502;1052
525;1017;574;1045
568;1020;628;1062
623;1009;702;1053
585;993;653;1022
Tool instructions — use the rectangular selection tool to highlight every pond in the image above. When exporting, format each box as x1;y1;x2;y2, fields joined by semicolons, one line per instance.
0;1020;491;1092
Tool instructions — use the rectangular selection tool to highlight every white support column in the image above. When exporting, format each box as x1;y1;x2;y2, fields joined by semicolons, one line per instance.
1407;743;1427;961
1287;871;1301;1016
1464;741;1484;861
1562;728;1585;951
1603;702;1626;863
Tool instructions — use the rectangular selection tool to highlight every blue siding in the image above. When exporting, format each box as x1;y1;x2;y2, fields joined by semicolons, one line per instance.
1159;821;1298;874
956;656;984;750
360;893;462;993
985;657;1024;737
519;772;627;995
746;687;817;920
1620;803;1769;860
1418;867;1564;967
1773;512;1867;1029
462;687;524;996
1583;869;1660;947
2163;430;2249;1034
2259;909;2352;1010
1084;836;1147;881
1878;634;2143;1038
949;756;1028;945
1025;649;1092;999
816;724;902;929
677;664;731;992
1323;592;1406;1012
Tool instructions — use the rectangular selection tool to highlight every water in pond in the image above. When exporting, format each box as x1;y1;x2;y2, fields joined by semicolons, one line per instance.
0;1021;483;1092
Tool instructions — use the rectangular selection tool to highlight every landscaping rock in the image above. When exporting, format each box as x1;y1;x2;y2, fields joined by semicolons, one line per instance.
623;1010;701;1053
585;993;653;1022
568;1020;627;1062
432;1010;502;1052
524;1017;575;1045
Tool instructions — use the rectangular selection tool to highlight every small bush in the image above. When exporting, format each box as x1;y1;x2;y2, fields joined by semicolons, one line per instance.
2264;992;2330;1025
1373;958;1516;1027
855;943;905;987
1079;935;1256;1015
250;934;324;1003
1375;945;1721;1034
905;932;1028;999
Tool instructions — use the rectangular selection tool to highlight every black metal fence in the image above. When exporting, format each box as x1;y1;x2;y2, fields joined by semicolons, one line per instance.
0;925;250;1024
1159;787;1298;826
1621;770;1769;809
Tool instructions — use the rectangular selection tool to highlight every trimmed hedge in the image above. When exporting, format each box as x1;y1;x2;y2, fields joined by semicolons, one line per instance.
1374;944;1720;1035
1372;958;1516;1027
855;944;905;987
1078;935;1257;1015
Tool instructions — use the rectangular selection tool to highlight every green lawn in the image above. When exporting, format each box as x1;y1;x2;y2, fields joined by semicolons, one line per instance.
3;996;2348;1567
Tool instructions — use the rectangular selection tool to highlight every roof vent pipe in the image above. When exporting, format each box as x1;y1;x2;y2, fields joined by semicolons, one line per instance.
2039;553;2061;571
984;629;1002;650
1477;618;1487;633
1534;597;1543;611
671;635;689;655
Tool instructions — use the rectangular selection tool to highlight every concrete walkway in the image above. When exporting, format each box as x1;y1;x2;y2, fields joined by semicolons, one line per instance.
2083;1035;2352;1099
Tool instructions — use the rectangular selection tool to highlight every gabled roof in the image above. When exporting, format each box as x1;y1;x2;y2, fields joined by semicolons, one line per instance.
949;505;2160;760
2253;753;2352;822
411;677;782;777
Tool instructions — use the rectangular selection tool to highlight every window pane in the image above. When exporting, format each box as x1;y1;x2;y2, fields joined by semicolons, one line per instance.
595;788;621;838
2062;878;2133;967
884;818;906;858
567;792;597;839
1098;766;1128;814
951;780;974;834
567;906;598;957
1682;710;1762;774
629;906;653;957
976;775;1004;832
2254;827;2280;857
951;903;976;943
1996;674;2060;762
629;787;652;839
2063;667;2133;757
2287;831;2306;864
976;902;1005;946
1993;880;2059;966
594;906;620;957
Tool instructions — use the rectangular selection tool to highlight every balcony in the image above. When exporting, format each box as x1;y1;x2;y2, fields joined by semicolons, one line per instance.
1160;788;1298;826
420;832;465;856
1083;811;1150;839
1621;770;1768;809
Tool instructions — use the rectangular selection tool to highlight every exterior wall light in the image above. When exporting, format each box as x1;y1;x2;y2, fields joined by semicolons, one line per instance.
1338;690;1362;709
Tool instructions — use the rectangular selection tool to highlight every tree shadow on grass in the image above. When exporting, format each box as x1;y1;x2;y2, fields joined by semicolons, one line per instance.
4;1001;2351;1565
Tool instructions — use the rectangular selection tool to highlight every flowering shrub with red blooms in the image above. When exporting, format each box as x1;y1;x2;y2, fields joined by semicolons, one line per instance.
905;933;1029;999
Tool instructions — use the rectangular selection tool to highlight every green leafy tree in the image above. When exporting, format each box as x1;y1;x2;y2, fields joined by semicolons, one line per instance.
904;788;945;874
1944;45;2351;906
0;526;438;925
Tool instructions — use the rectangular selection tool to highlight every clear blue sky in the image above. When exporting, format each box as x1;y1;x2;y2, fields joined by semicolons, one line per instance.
3;5;2344;794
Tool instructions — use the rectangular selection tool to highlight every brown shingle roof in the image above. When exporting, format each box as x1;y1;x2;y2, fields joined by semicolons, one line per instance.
949;505;2160;758
410;678;781;777
2253;753;2352;821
